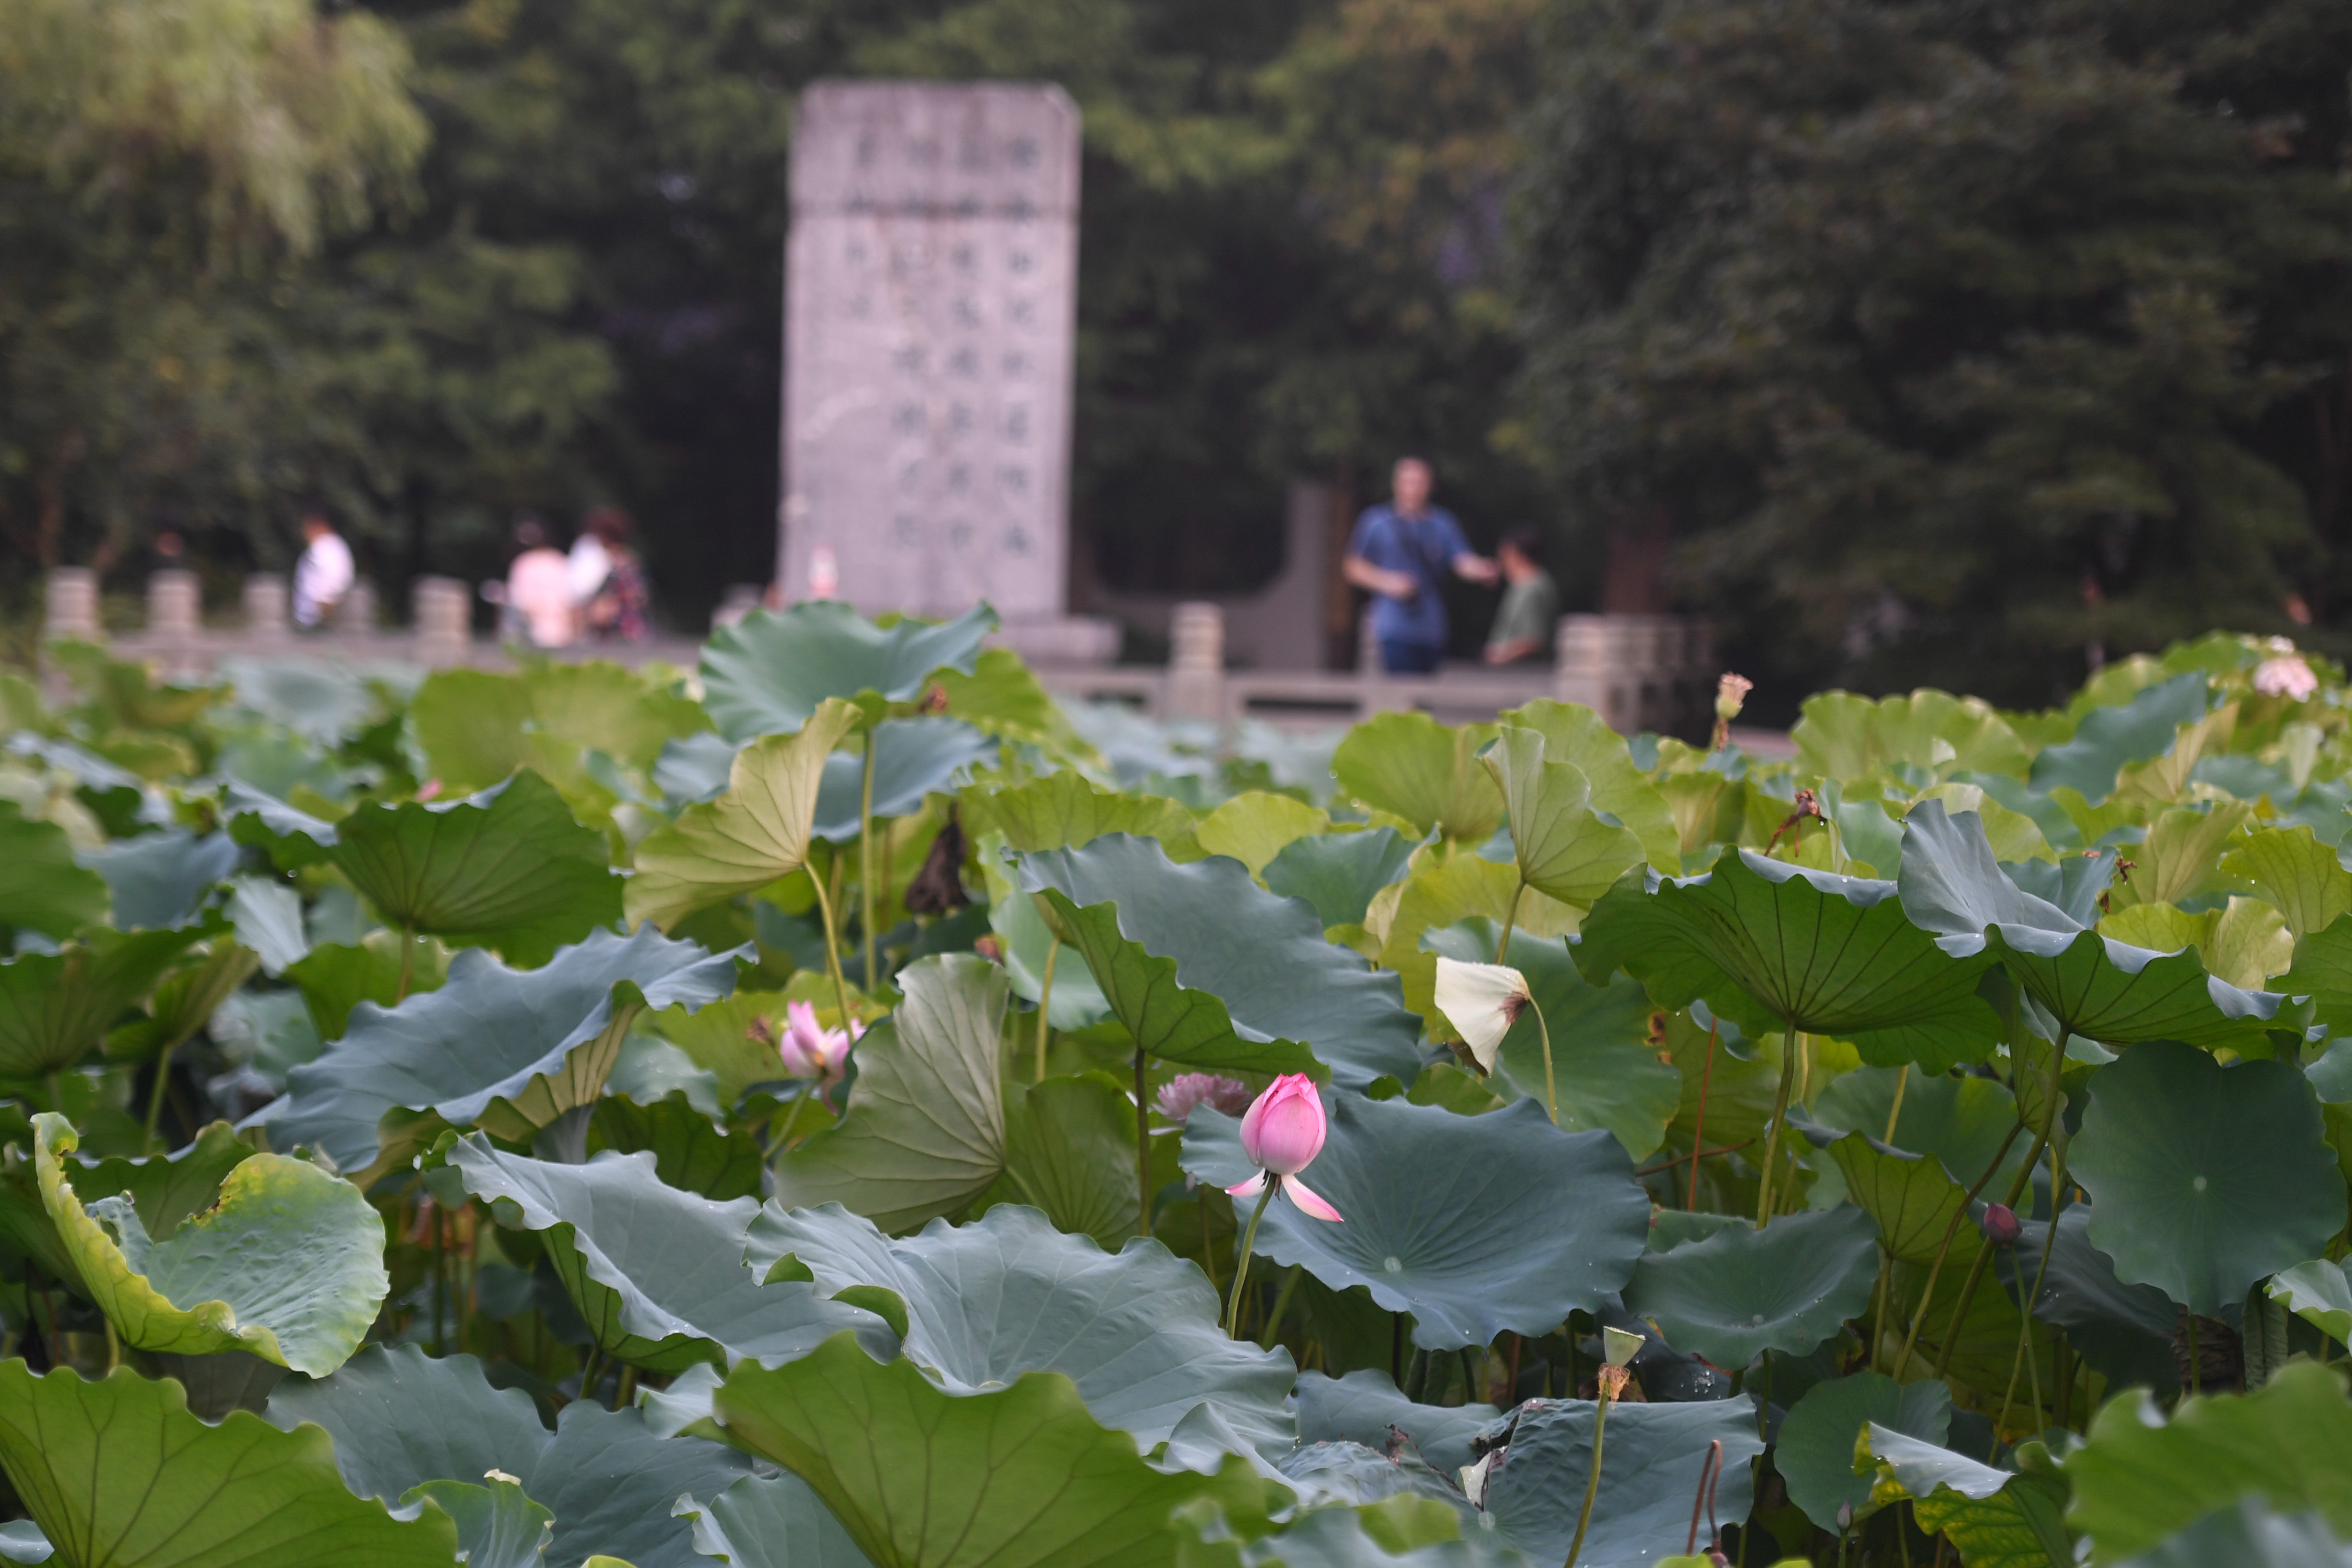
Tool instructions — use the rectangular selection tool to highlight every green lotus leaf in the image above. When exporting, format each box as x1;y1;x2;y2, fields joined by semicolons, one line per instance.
1419;925;1679;1160
1860;1427;2071;1568
771;954;1010;1233
78;830;239;930
2029;673;2207;804
1575;848;2004;1071
1813;1065;2033;1194
447;1136;892;1373
1826;1131;1968;1267
1023;834;1424;1089
258;926;742;1183
1180;1092;1647;1349
2070;1040;2346;1313
1292;1370;1498;1475
38;1114;386;1376
1619;1205;1880;1366
2117;1500;2352;1568
626;699;861;930
706;1332;1285;1568
1498;698;1681;868
0;1119;254;1296
2270;1258;2352;1348
700;601;997;743
674;1473;875;1568
744;1202;1295;1469
283;929;450;1040
995;1074;1147;1249
590;1091;765;1202
1775;1373;1949;1529
2007;1208;2179;1397
1379;853;1579;1024
216;654;386;745
225;874;308;977
415;663;708;791
977;853;1110;1032
1475;1397;1763;1565
396;1477;551;1568
1262;826;1415;930
810;718;997;840
0;804;108;940
103;940;259;1065
1480;728;1645;909
0;1361;459;1568
1899;800;2284;1049
1793;689;2034;785
268;1343;756;1568
930;647;1102;767
1206;1504;1513;1567
234;770;625;965
2280;915;2352;1040
959;768;1198;857
1331;712;1503;844
1193;792;1331;880
0;928;206;1078
2064;1361;2352;1563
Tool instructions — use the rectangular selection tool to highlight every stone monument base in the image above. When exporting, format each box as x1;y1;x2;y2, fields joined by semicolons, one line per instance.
989;614;1120;667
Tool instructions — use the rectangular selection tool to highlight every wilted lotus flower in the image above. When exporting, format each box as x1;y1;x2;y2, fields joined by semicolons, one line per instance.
778;999;859;1081
1225;1074;1341;1222
1712;672;1753;750
2254;655;2318;700
1979;1202;2022;1248
1432;957;1531;1076
1157;1072;1255;1124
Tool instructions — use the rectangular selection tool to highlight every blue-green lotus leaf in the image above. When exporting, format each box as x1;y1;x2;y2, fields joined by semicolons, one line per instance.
1900;800;2283;1049
255;925;740;1182
2029;673;2207;803
2004;1207;2178;1396
1221;1506;1533;1567
1262;826;1416;929
1775;1373;1949;1529
1293;1369;1498;1475
268;1344;753;1568
1860;1425;2072;1567
216;656;386;745
653;730;743;803
1180;1092;1647;1349
2119;1500;2352;1568
446;1136;892;1373
78;829;239;930
2271;1258;2352;1348
0;804;109;941
1023;834;1424;1089
675;1473;875;1568
1476;1397;1763;1565
2071;1040;2346;1314
811;718;997;840
1274;1442;1472;1515
700;601;997;743
744;1202;1295;1470
1620;1205;1880;1366
1575;848;2004;1072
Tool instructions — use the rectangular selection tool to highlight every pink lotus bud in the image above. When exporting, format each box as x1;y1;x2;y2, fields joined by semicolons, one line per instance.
779;999;858;1080
1157;1072;1255;1124
1979;1202;2021;1248
1238;1074;1327;1176
2254;655;2318;700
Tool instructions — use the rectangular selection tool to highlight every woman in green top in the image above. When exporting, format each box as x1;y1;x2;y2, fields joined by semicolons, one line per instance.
1484;530;1561;665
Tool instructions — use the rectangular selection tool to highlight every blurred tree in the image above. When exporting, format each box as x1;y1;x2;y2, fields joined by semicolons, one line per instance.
1512;0;2352;706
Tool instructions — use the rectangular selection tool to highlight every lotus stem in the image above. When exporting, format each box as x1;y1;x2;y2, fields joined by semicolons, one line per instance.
1200;1194;1220;1295
1688;1015;1719;1210
1035;936;1059;1083
1258;1264;1304;1349
1532;996;1559;1128
1564;1372;1618;1568
804;872;858;1048
1495;878;1524;966
1997;1142;2069;1437
1937;1045;2073;1379
1895;1119;2026;1376
616;1365;636;1410
1754;1033;1802;1227
143;1042;176;1155
1135;1046;1153;1239
859;740;878;991
1227;1180;1276;1337
42;1072;62;1120
1883;1064;1909;1143
2186;1311;2201;1399
396;923;417;1002
773;1084;812;1154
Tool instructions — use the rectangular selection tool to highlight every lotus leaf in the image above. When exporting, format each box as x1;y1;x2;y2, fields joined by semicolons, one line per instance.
1496;698;1680;868
675;1473;875;1568
1860;1426;2071;1568
707;1332;1284;1568
1576;847;2004;1071
412;663;707;790
2118;1500;2352;1568
1475;1398;1764;1565
1292;1370;1498;1475
1479;727;1646;910
225;874;307;975
929;647;1102;766
1793;689;2033;784
700;601;996;742
590;1091;765;1202
78;830;238;930
1775;1373;1949;1528
0;1119;253;1292
0;927;205;1078
995;1073;1147;1248
1272;1442;1472;1514
978;854;1111;1032
268;1344;755;1568
2029;673;2207;803
1180;1092;1647;1348
2006;1208;2179;1396
806;717;997;842
960;768;1197;855
1262;826;1416;930
2270;1257;2352;1347
744;1202;1295;1467
2070;1039;2345;1313
771;954;1010;1232
2280;915;2352;1039
0;1362;459;1568
216;656;385;745
1331;713;1504;844
102;939;259;1065
1812;1065;2032;1193
38;1114;386;1375
1194;791;1332;878
1620;1206;1880;1366
259;926;739;1181
283;928;450;1039
0;804;108;940
1023;834;1424;1089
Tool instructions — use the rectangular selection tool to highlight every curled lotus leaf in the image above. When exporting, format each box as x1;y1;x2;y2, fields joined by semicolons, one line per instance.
700;601;996;742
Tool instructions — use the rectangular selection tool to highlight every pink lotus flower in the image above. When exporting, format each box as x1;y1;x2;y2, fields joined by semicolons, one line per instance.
1979;1202;2021;1248
1225;1074;1342;1222
778;999;858;1081
1157;1073;1255;1124
2254;656;2318;700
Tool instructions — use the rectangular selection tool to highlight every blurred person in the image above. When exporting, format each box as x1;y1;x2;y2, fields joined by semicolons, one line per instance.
487;514;575;647
574;506;649;641
1342;457;1497;674
292;505;353;628
1482;530;1560;666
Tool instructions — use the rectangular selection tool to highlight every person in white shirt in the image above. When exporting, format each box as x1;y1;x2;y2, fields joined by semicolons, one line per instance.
567;524;612;609
292;509;354;628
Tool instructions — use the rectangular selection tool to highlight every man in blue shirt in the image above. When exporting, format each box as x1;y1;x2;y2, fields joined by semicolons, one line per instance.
1343;457;1499;673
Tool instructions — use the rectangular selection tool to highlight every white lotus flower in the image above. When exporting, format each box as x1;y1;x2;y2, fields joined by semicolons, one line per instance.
1432;957;1532;1075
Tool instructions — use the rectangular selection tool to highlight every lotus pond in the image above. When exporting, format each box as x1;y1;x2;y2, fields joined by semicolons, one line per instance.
2;616;2351;1567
